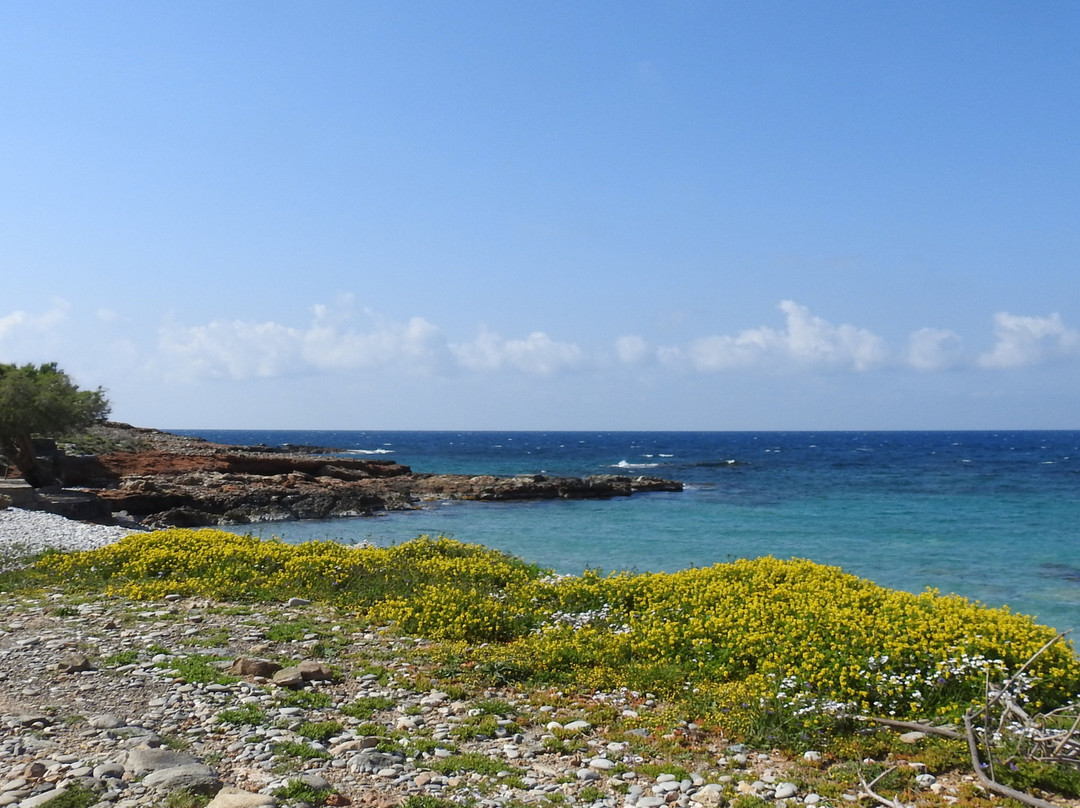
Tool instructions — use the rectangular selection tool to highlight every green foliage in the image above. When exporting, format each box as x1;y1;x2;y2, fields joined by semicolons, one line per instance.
452;712;500;739
341;695;395;719
474;698;517;716
217;704;267;726
36;785;99;808
273;740;331;760
424;752;522;777
402;798;458;808
163;789;212;808
266;616;321;643
158;654;235;685
578;786;606;802
297;720;343;742
0;362;109;485
273;779;333;805
997;760;1080;798
276;689;332;709
104;649;139;666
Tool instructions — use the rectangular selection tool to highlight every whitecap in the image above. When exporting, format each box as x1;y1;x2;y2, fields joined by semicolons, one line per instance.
344;448;395;455
612;460;660;469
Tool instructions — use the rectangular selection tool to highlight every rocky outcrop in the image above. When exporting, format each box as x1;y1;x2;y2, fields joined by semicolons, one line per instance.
34;423;683;528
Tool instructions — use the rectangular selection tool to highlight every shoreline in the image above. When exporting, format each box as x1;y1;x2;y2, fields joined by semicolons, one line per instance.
11;423;681;530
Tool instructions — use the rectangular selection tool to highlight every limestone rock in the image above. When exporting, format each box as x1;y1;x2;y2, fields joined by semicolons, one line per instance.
205;786;276;808
56;652;95;674
142;763;221;794
227;657;282;678
124;746;200;776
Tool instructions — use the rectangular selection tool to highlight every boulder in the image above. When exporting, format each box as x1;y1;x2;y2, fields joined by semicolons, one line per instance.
142;763;221;794
227;657;282;678
124;747;200;776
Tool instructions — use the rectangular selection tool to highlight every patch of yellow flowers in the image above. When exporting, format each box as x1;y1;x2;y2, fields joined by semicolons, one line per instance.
35;529;1080;728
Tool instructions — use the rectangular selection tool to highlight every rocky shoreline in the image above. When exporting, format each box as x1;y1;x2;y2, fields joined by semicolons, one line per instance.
7;424;682;529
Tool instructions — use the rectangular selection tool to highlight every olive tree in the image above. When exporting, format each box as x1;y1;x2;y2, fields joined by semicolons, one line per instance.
0;362;110;486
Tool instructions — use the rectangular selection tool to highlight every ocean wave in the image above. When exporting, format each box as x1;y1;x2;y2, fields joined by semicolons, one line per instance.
612;460;660;469
344;448;396;455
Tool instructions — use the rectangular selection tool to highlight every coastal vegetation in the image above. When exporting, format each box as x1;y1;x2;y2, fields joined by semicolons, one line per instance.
0;361;110;486
7;529;1080;803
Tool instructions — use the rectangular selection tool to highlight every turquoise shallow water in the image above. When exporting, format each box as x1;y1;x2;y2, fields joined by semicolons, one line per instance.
175;430;1080;632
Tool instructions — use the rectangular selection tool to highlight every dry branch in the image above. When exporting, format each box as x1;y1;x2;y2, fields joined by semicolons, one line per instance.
963;713;1062;808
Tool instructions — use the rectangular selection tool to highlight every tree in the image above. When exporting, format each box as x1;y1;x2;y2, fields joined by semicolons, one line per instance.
0;362;110;487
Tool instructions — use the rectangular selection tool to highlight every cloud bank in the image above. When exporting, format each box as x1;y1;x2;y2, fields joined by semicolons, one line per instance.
3;298;1079;384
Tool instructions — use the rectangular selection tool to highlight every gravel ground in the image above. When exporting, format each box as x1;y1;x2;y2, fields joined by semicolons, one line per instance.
0;508;135;566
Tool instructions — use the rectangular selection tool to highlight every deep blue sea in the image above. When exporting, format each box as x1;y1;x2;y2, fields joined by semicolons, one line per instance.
173;430;1080;633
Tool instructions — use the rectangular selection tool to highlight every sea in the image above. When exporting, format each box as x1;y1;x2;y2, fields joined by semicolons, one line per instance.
172;429;1080;633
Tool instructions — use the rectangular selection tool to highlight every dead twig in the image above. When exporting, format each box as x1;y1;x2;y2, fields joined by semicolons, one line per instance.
859;716;962;740
858;767;906;808
963;713;1062;808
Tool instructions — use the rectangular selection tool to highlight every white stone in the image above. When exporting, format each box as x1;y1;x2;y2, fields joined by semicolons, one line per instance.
774;782;798;800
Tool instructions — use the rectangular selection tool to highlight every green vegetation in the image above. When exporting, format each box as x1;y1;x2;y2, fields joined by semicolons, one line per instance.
341;695;395;719
297;720;344;742
273;779;334;805
36;785;99;808
217;703;267;726
425;751;522;777
104;649;139;666
0;361;109;486
157;653;236;685
277;689;333;709
13;529;1080;802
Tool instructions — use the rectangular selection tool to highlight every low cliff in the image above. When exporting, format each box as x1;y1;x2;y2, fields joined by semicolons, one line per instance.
35;423;682;527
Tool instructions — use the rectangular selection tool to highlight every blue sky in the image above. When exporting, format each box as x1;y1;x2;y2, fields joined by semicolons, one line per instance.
2;1;1078;430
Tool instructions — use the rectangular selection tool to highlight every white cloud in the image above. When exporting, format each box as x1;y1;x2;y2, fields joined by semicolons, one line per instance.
158;302;442;381
978;311;1080;369
906;327;965;371
0;301;69;341
450;327;584;375
615;335;650;364
688;300;888;372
